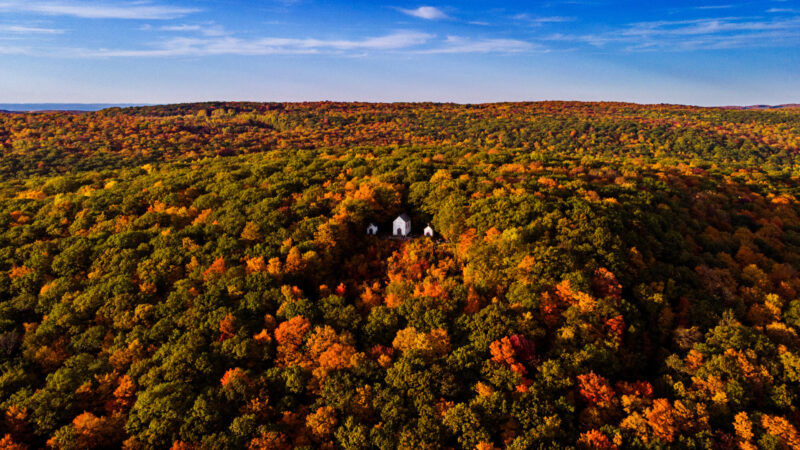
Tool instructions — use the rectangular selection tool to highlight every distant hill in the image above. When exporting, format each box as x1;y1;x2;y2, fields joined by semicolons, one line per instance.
720;104;800;110
0;103;148;112
2;102;797;113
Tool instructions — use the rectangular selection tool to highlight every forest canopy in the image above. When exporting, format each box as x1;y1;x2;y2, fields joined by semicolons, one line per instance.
1;102;800;448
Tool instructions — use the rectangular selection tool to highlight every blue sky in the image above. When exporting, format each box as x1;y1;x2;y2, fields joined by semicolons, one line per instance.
0;1;798;105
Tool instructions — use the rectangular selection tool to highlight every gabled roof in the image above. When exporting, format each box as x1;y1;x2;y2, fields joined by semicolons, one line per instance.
396;213;410;222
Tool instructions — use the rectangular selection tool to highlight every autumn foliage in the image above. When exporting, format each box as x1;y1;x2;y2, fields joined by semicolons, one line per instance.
1;102;800;447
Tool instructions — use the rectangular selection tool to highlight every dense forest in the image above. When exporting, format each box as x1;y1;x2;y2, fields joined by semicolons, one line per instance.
1;102;800;449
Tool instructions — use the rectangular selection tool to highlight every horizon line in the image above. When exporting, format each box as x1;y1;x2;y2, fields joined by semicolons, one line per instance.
1;100;799;111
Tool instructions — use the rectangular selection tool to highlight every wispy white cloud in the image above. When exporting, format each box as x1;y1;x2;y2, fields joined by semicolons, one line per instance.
0;24;63;34
546;15;800;50
418;36;536;54
626;16;800;36
397;6;448;20
70;31;436;57
513;14;574;25
0;44;29;53
160;25;203;32
694;5;735;10
158;24;228;37
0;1;199;20
18;30;538;57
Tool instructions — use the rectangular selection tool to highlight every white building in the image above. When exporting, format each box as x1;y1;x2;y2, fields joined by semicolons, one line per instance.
393;214;411;237
366;223;378;235
424;225;434;237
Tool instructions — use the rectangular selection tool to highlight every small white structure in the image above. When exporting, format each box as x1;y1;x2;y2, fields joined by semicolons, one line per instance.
366;223;378;235
424;225;434;237
393;214;411;237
